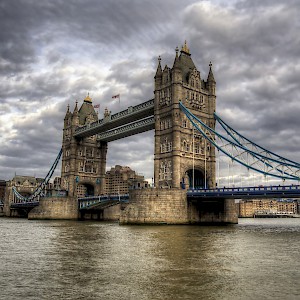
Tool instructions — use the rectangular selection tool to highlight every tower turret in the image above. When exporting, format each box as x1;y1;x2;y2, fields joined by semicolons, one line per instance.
154;56;162;90
207;62;216;114
72;100;79;126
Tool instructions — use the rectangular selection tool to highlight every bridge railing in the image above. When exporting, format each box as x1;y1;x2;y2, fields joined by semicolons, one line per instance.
97;116;154;141
75;99;154;134
189;185;300;193
78;194;129;209
187;184;300;198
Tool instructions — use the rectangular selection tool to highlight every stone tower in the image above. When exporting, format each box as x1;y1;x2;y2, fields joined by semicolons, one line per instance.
61;95;107;197
154;41;216;189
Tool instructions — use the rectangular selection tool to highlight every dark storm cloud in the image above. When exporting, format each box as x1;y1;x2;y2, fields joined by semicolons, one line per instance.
1;0;300;183
182;0;300;165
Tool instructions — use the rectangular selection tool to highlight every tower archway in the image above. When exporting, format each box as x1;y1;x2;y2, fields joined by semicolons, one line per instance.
186;169;205;189
76;183;94;197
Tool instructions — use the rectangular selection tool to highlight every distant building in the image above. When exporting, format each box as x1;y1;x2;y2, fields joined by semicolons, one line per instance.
5;175;63;205
0;180;6;202
277;199;297;215
239;199;298;217
105;165;149;195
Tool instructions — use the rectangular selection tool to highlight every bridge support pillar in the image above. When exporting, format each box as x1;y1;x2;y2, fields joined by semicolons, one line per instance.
28;196;79;220
120;188;189;224
120;190;238;225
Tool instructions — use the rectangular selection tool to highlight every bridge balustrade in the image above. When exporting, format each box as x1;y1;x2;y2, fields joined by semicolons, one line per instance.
74;99;154;138
187;185;300;199
78;194;129;210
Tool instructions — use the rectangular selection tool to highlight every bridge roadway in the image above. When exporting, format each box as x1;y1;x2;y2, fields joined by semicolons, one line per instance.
78;194;129;210
9;185;300;211
188;185;300;199
74;99;154;139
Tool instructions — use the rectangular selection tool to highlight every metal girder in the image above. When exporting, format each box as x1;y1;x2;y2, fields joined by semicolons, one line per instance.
12;148;62;203
179;102;300;181
97;116;154;142
187;185;300;199
74;99;154;138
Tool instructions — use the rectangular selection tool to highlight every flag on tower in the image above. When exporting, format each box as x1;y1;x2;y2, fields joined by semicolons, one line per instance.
112;94;120;99
94;104;100;108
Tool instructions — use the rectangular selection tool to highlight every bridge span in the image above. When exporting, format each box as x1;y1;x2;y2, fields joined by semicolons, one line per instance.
73;98;154;139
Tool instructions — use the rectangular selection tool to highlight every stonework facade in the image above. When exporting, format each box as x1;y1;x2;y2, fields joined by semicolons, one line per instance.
61;95;107;198
0;180;6;203
154;42;216;189
104;165;149;195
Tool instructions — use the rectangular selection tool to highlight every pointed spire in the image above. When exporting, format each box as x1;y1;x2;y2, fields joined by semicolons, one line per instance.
155;55;162;78
155;56;162;78
73;100;78;113
64;103;70;120
84;92;92;103
175;46;179;58
181;40;190;55
207;61;215;82
173;46;180;69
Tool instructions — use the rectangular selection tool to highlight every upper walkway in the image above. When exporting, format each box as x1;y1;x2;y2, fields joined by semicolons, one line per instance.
74;99;154;138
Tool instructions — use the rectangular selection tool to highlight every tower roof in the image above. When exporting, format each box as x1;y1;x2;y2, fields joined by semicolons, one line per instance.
78;95;97;125
84;93;92;103
181;40;190;55
173;41;196;83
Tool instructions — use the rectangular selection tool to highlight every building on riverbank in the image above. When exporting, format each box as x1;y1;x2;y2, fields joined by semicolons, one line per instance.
0;180;6;216
104;165;149;195
239;199;298;217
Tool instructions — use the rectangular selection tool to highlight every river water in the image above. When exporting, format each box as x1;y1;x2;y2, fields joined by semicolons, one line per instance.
0;218;299;300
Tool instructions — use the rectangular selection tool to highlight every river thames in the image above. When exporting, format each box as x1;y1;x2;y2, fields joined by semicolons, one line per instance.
0;218;299;300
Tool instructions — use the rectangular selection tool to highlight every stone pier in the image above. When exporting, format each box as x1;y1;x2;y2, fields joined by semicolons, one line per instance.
120;188;238;225
28;197;78;220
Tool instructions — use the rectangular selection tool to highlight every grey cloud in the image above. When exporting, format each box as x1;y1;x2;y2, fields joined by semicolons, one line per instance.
1;0;300;182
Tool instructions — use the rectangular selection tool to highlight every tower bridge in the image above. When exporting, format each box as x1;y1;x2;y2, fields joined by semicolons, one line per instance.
5;41;300;224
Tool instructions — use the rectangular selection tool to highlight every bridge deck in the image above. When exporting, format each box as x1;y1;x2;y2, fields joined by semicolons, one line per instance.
96;116;154;142
78;194;129;210
74;99;154;138
187;185;300;199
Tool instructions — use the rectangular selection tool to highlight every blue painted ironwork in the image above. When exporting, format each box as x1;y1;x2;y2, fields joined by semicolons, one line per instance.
97;116;154;142
187;185;300;199
179;102;300;181
78;194;129;210
214;112;300;168
12;148;63;203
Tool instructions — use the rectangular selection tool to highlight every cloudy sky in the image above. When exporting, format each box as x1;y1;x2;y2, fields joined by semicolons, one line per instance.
1;0;300;186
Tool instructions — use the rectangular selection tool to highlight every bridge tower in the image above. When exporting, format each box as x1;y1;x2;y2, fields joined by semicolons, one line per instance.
154;41;216;189
61;95;107;197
